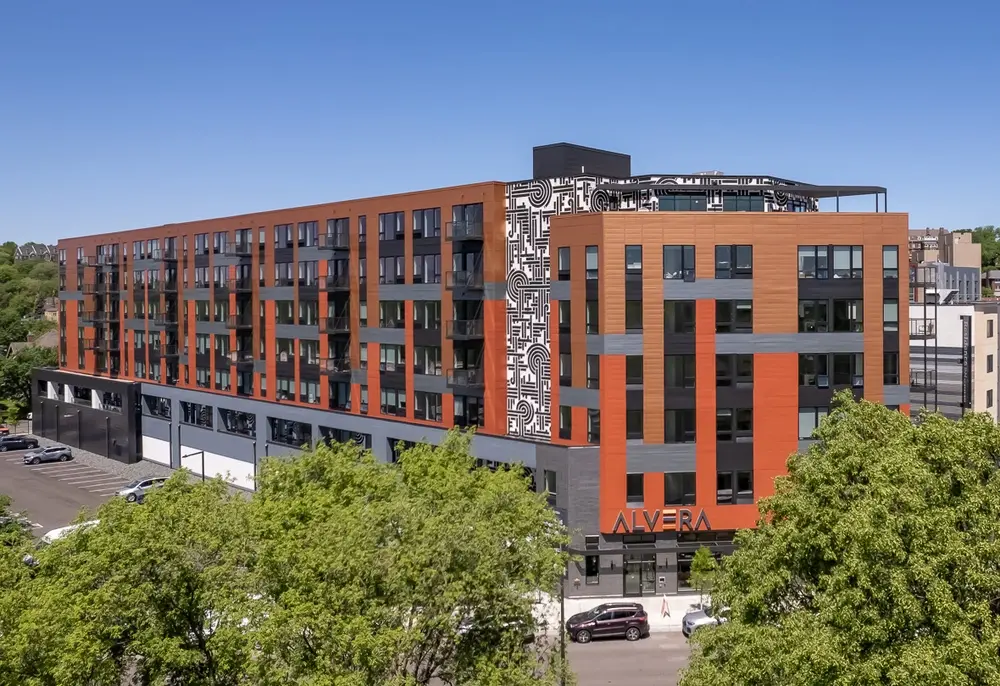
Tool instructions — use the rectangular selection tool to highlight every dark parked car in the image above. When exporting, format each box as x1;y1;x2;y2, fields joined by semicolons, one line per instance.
23;445;73;464
0;435;39;452
566;602;649;643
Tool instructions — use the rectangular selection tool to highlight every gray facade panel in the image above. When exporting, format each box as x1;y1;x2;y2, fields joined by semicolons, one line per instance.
259;287;295;300
484;282;506;301
558;386;600;409
178;422;257;465
141;414;171;441
350;369;367;384
59;290;84;301
565;446;600;542
412;374;448;394
378;283;442;300
185;289;211;301
798;439;817;453
195;321;230;336
550;281;571;301
883;385;910;405
253;360;266;373
715;332;865;354
663;279;753;300
124;318;147;331
274;324;320;340
625;443;697;472
587;334;644;355
359;327;406;345
298;247;328;262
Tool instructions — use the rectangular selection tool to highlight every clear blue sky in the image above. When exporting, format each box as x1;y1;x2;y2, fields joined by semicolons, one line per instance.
2;0;997;242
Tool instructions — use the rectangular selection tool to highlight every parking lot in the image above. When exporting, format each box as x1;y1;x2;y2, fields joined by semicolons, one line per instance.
0;448;131;532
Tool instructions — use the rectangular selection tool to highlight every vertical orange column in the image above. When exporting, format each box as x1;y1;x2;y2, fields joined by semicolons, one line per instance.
599;355;627;532
695;299;717;507
405;302;415;421
263;300;276;401
752;353;798;500
317;259;329;402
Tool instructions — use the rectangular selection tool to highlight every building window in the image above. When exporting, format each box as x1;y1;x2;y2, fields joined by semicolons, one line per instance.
142;394;171;420
587;409;600;444
559;406;572;439
359;301;368;328
990;355;995;374
625;245;642;274
715;245;752;279
665;409;696;443
832;299;864;332
299;379;320;404
360;385;368;414
716;300;753;334
557;247;571;280
832;353;864;387
665;473;696;506
413;300;441;330
833;245;864;279
413;207;441;239
379;301;405;328
559;353;572;387
989;390;995;409
663;245;695;280
585;555;600;586
413;346;441;375
379;344;405;372
665;355;695;389
798;407;829;439
716;354;753;387
884;352;900;385
268;418;312;448
626;473;644;504
380;387;406;417
378;211;405;241
717;471;753;505
414;391;442;422
585;300;599;334
883;246;899;279
625;300;643;331
585;246;598;280
180;401;213;429
716;408;753;442
626;408;643;440
664;300;696;334
797;245;829;279
379;256;405;285
625;355;643;384
799;353;829;388
586;355;600;389
798;300;829;333
412;254;441;284
883;299;899;332
989;320;995;338
558;301;571;333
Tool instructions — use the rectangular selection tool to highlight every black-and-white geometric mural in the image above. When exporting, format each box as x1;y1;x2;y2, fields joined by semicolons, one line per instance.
504;173;817;440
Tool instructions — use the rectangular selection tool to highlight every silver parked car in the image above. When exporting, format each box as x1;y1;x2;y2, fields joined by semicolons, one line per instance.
23;445;72;465
681;605;729;638
117;477;168;503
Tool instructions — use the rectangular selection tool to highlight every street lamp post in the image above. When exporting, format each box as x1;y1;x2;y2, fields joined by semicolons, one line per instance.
560;571;566;686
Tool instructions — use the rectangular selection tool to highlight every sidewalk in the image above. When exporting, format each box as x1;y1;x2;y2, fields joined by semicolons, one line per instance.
536;592;706;633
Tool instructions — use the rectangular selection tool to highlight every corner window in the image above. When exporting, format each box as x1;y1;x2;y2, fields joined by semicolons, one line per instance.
625;245;642;274
585;246;599;280
626;473;644;504
882;246;899;279
663;245;695;280
715;245;752;279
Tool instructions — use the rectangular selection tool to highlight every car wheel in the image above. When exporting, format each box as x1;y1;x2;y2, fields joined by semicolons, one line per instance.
126;493;137;503
575;629;591;644
625;627;641;642
0;446;7;452
59;454;69;462
30;457;40;465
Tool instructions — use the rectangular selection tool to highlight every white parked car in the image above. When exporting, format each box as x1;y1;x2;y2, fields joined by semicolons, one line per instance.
681;605;729;638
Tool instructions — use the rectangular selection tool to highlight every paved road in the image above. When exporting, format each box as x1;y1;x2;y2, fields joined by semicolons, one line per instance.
0;449;127;531
566;633;689;685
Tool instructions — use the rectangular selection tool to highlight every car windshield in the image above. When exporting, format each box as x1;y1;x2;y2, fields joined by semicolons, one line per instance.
586;605;609;618
124;479;143;488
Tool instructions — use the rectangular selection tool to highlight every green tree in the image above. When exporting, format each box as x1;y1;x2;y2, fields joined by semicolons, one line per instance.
250;429;571;685
689;546;717;608
0;346;57;417
959;225;1000;268
682;394;1000;686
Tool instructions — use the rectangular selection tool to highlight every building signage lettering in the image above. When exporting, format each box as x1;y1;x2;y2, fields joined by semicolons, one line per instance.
961;314;972;410
611;508;711;534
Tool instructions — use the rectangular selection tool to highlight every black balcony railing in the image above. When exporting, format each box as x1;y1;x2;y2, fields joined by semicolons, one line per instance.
446;319;484;339
153;312;179;326
81;338;96;351
223;243;253;256
163;280;178;293
226;315;254;329
228;278;254;292
319;316;351;334
910;370;937;391
147;247;178;261
80;311;97;323
228;350;255;366
445;270;484;290
146;281;162;294
274;277;295;287
909;318;936;338
321;357;351;374
447;367;485;388
162;344;180;357
324;273;351;291
320;233;350;250
446;220;484;241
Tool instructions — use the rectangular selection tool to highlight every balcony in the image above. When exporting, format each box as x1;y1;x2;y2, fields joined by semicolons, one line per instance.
161;343;180;357
445;270;484;291
146;281;162;295
148;247;178;261
153;312;179;326
81;282;115;295
213;280;230;294
910;370;937;391
447;367;485;389
321;357;351;375
80;311;97;324
97;254;120;269
324;273;351;291
91;310;121;324
163;280;179;293
446;319;484;340
81;338;96;351
222;243;253;257
226;315;254;330
319;233;350;250
446;220;484;241
318;316;351;334
228;278;254;293
228;350;255;368
909;319;936;339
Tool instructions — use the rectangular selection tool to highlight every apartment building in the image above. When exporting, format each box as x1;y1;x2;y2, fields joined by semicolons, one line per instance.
36;143;906;597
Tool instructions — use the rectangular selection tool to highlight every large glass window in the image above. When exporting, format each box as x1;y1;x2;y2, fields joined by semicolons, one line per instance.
716;408;753;442
180;401;213;429
883;299;899;332
665;473;696;506
798;300;830;333
585;246;599;280
798;407;829;440
557;247;571;280
413;208;441;239
715;245;752;279
664;301;696;334
268;418;312;447
716;300;753;334
716;354;753;387
665;355;695;389
625;246;642;274
664;409;696;443
882;246;899;278
832;245;864;279
832;299;864;332
663;245;695;280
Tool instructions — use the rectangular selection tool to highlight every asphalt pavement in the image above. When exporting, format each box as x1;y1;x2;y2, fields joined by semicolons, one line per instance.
0;449;127;532
568;633;690;685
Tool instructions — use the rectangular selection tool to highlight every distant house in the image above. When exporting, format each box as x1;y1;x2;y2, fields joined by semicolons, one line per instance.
6;329;59;358
41;297;59;322
14;242;57;261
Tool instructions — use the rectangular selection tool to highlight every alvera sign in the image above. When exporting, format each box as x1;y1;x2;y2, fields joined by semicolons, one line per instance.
610;508;711;534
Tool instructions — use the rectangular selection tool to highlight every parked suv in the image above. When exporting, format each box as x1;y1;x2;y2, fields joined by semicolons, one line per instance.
681;605;729;637
566;602;649;643
23;446;72;464
117;477;168;503
0;435;39;452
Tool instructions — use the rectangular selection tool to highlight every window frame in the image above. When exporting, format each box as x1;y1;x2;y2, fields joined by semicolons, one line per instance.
716;407;753;442
715;300;753;334
664;472;696;506
663;245;696;281
625;245;643;275
625;473;644;504
665;354;696;389
664;408;696;444
714;244;753;279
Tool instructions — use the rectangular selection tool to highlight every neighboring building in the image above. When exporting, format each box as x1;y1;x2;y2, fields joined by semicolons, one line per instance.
41;297;59;322
7;329;59;357
908;228;982;270
37;143;906;598
14;242;57;261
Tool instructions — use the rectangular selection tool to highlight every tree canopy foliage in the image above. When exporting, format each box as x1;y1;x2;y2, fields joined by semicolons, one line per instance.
0;430;571;685
682;394;1000;686
957;225;1000;269
0;242;58;354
